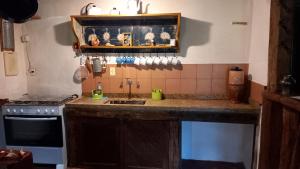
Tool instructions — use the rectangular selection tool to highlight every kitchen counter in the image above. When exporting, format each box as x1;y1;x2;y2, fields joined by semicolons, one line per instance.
65;97;260;169
65;97;260;124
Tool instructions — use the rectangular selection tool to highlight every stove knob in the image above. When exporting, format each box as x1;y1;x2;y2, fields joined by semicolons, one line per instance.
51;109;55;113
45;109;48;113
20;109;24;113
6;109;10;113
13;109;16;113
37;109;41;113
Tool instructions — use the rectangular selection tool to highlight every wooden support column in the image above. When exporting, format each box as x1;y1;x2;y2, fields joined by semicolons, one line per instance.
279;108;299;169
290;124;300;169
268;0;294;92
258;96;283;169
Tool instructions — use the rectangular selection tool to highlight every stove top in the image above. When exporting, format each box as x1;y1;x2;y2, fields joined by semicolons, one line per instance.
5;94;78;106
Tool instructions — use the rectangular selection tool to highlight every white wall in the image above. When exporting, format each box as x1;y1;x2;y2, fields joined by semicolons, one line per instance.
248;0;271;85
22;17;81;96
22;0;252;95
0;24;28;99
182;122;254;169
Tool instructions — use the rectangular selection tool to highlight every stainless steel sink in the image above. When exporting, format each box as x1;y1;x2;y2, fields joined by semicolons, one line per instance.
108;100;146;105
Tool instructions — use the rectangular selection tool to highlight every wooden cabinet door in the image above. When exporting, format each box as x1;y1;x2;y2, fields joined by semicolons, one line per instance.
124;120;179;169
67;116;121;169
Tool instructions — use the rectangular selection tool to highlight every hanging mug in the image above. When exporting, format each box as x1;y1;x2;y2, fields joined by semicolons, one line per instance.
92;57;102;73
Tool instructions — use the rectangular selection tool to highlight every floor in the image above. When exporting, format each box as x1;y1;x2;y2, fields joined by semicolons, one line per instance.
34;160;245;169
182;160;246;169
33;164;56;169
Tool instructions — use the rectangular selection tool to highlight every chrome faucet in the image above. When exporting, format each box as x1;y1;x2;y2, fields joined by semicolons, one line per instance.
126;78;133;99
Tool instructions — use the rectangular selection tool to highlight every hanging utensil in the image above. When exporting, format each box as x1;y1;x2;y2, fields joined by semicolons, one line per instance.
85;56;92;72
102;55;107;72
92;57;102;73
74;57;89;83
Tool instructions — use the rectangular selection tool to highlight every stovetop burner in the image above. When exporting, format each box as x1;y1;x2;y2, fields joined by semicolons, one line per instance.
6;94;78;106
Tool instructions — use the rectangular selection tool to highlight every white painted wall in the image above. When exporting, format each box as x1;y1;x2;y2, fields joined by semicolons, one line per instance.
182;122;254;169
22;17;81;96
22;0;252;95
248;0;271;86
0;24;28;99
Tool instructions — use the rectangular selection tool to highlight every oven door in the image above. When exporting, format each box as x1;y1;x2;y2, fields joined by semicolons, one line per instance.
3;115;63;147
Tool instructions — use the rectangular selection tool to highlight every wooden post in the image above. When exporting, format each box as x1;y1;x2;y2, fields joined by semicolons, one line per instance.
268;0;294;93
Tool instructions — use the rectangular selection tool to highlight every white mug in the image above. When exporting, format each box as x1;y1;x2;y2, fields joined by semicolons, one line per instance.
134;57;140;66
153;57;161;65
139;57;147;66
171;57;179;65
167;56;173;65
161;57;168;66
146;57;153;65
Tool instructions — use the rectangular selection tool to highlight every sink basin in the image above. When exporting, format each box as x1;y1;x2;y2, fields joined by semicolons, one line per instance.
108;100;146;105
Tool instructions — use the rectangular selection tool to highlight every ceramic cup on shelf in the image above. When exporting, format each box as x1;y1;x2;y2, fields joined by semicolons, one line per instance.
146;57;153;65
167;56;173;65
153;57;161;65
127;57;135;64
121;57;127;64
171;56;180;65
161;57;168;66
139;57;147;66
134;57;140;66
116;57;122;64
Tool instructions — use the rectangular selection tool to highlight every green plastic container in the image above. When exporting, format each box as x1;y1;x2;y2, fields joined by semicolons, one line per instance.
92;90;103;100
152;89;162;101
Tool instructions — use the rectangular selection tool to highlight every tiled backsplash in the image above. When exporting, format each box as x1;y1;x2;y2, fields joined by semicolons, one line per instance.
82;64;249;97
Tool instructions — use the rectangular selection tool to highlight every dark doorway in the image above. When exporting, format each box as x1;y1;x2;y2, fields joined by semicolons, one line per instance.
292;2;300;94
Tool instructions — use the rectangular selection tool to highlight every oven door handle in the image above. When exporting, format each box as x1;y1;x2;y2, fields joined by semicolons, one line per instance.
4;116;58;121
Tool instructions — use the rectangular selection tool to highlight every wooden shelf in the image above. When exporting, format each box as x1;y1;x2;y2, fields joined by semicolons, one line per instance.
71;13;181;24
80;45;178;53
81;45;176;49
71;13;181;53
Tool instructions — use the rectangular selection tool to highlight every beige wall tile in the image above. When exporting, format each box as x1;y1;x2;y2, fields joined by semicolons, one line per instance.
124;65;137;79
151;67;166;79
212;79;228;95
165;79;180;94
181;64;197;79
110;78;124;93
212;64;229;79
165;68;181;79
151;78;166;92
180;79;197;94
137;68;151;79
197;79;212;95
136;78;151;94
197;64;213;79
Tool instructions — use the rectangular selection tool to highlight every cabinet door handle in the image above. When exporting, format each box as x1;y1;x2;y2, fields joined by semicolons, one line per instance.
5;116;57;121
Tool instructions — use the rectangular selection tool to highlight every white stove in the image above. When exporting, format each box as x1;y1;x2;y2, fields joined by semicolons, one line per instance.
1;94;78;169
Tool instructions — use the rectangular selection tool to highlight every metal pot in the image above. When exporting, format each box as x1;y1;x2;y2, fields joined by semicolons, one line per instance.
0;0;38;23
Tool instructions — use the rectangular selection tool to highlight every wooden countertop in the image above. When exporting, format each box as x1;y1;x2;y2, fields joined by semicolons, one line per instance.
65;97;260;124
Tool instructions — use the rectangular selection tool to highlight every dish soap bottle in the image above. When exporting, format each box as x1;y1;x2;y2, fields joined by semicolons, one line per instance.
92;82;103;100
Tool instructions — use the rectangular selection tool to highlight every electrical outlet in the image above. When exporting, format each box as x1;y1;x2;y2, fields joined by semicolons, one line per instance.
110;67;116;76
